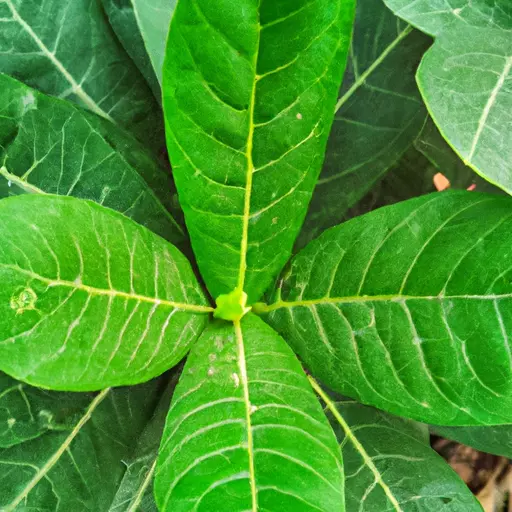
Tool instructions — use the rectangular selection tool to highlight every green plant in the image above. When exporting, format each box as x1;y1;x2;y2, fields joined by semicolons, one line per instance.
0;0;511;510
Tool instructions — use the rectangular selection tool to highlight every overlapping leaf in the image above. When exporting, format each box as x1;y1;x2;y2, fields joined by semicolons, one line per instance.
0;377;160;511
102;0;176;96
298;0;430;248
163;0;355;303
155;315;344;511
384;0;512;194
0;74;184;244
0;194;211;391
0;0;163;148
260;191;512;425
433;423;512;459
312;386;482;511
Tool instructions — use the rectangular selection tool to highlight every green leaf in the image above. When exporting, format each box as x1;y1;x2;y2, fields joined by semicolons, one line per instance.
416;27;512;194
383;0;512;194
258;191;512;425
102;0;176;96
382;0;511;37
297;0;430;249
0;378;161;511
163;0;355;304
0;0;163;149
109;378;177;512
0;74;184;244
0;194;212;391
433;424;512;459
155;315;344;511
312;383;482;511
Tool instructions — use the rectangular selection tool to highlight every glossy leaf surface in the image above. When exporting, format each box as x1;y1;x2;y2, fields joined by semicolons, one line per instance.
0;378;160;511
163;0;355;303
298;0;430;248
0;0;163;148
155;315;344;511
0;195;211;391
261;191;512;425
314;386;482;511
0;74;184;244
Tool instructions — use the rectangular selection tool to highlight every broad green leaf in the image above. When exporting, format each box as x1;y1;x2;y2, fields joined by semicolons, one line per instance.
109;378;177;512
383;0;511;37
0;378;161;511
298;0;430;249
258;191;512;425
0;0;163;149
416;27;512;194
155;315;344;511
0;194;212;391
433;424;512;459
312;383;482;511
383;0;512;195
102;0;176;96
163;0;355;305
0;74;184;244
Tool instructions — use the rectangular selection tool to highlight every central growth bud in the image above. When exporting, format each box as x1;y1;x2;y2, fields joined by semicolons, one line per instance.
213;289;251;322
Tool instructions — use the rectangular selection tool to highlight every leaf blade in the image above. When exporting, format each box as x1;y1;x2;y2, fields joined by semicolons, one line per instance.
155;314;344;511
0;194;211;391
262;191;512;425
163;0;355;303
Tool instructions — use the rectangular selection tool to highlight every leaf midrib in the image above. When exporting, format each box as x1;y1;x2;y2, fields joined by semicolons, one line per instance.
236;18;261;295
2;264;213;313
4;0;114;123
257;292;512;313
308;376;403;512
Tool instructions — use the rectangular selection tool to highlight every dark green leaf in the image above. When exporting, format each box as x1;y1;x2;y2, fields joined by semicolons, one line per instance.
163;0;355;304
0;74;184;244
259;191;512;425
102;0;176;97
312;383;482;511
433;424;512;459
0;378;160;511
0;194;211;391
298;0;430;249
0;0;163;149
155;315;344;511
109;378;177;512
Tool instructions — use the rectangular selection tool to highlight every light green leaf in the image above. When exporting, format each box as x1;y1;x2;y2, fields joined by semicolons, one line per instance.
433;423;512;459
416;27;512;194
383;0;511;37
383;0;512;194
298;0;430;249
163;0;355;304
0;0;163;149
0;74;184;244
102;0;176;96
0;194;212;391
258;191;512;425
0;378;161;511
155;314;344;511
312;382;482;511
